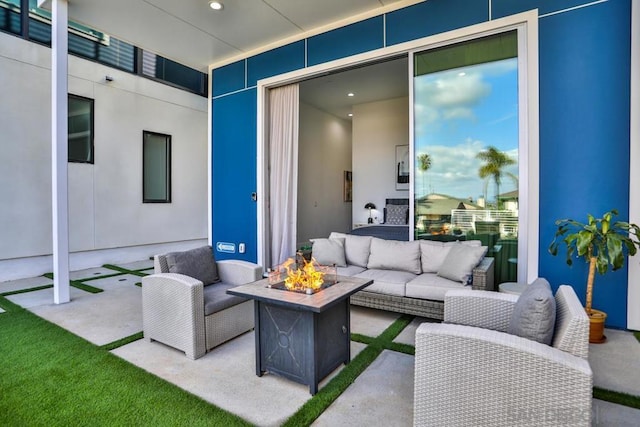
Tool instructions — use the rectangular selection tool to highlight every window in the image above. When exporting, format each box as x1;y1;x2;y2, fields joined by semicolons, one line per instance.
412;30;521;284
143;131;171;203
0;0;21;35
141;50;206;95
68;95;94;163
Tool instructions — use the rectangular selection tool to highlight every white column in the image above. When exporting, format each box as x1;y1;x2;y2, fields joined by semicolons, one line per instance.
51;0;70;304
629;0;640;330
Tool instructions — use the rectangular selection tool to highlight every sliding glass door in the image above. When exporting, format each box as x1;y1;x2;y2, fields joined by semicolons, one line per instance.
412;31;520;284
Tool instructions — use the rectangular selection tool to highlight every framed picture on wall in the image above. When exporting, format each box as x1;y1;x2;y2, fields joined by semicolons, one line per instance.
343;171;352;202
396;145;409;190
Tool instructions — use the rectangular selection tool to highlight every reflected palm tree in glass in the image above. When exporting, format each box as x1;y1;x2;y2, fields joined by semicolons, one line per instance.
476;146;516;209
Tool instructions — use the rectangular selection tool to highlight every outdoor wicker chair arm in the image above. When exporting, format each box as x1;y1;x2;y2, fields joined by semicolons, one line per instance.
444;289;518;332
414;323;592;427
141;273;206;360
217;260;263;285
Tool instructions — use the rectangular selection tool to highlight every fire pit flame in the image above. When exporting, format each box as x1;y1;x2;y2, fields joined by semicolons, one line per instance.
269;256;336;294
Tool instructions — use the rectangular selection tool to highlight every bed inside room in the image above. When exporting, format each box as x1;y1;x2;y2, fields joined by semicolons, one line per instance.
349;198;410;240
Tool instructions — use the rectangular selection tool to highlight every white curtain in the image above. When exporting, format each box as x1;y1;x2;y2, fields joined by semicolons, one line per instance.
269;84;299;266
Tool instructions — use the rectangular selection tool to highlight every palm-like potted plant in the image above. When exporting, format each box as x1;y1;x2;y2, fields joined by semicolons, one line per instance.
549;209;640;343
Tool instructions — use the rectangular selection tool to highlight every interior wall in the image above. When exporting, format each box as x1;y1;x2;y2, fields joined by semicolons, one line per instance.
352;97;409;225
297;102;352;244
0;32;208;279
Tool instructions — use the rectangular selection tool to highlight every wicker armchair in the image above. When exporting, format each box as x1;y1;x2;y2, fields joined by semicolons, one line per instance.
142;254;262;359
414;284;592;427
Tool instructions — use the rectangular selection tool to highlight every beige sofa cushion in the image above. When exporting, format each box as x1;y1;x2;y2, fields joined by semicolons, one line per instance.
420;240;483;273
354;269;417;297
329;232;372;267
310;237;347;267
437;244;488;284
406;273;468;301
367;238;421;274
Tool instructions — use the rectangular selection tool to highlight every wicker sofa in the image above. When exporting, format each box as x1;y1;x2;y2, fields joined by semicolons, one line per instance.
414;282;592;426
141;246;262;359
311;232;494;320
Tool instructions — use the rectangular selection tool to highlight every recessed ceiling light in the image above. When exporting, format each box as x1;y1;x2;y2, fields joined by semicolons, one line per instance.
209;1;223;10
458;72;466;76
348;113;353;117
347;92;354;97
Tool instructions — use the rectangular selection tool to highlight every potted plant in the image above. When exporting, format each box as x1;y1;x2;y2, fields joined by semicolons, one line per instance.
549;209;640;343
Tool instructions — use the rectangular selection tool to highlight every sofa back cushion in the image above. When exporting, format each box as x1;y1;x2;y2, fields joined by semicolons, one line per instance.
164;245;220;285
419;240;445;273
310;237;347;267
329;232;372;267
436;243;487;284
367;238;421;274
420;240;483;273
507;278;556;345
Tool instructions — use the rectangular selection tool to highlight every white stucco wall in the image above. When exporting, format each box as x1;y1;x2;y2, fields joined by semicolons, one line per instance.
352;97;409;225
0;32;208;280
297;102;352;243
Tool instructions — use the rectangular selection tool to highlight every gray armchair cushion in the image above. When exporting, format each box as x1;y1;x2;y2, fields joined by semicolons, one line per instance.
508;278;556;345
166;245;220;285
203;282;248;316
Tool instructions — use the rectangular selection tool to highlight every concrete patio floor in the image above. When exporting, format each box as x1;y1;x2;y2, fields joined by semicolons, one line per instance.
2;261;640;426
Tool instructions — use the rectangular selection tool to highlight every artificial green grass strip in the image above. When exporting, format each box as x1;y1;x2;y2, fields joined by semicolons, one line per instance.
1;284;53;296
350;333;374;345
101;331;144;351
283;314;414;426
44;270;126;283
103;264;149;277
593;387;640;410
385;341;415;355
0;309;251;426
0;295;23;313
71;280;104;294
375;314;414;345
282;345;382;427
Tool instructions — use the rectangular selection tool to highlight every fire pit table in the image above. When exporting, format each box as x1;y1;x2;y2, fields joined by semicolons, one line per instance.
227;275;372;394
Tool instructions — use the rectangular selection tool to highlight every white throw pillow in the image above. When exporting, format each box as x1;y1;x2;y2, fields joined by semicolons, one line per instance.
310;238;347;267
367;238;421;274
437;244;488;284
330;232;372;267
419;239;481;273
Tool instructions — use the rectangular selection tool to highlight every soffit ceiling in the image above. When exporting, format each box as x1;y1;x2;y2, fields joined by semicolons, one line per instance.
40;0;415;118
49;0;415;72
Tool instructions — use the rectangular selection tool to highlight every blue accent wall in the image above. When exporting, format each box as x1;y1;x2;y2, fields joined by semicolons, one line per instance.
307;16;384;66
211;0;633;328
212;60;245;97
386;0;488;46
493;0;594;18
211;89;257;261
537;0;631;328
247;41;305;87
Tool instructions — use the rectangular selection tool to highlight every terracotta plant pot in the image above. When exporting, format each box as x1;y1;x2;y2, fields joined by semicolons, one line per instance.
588;309;607;344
